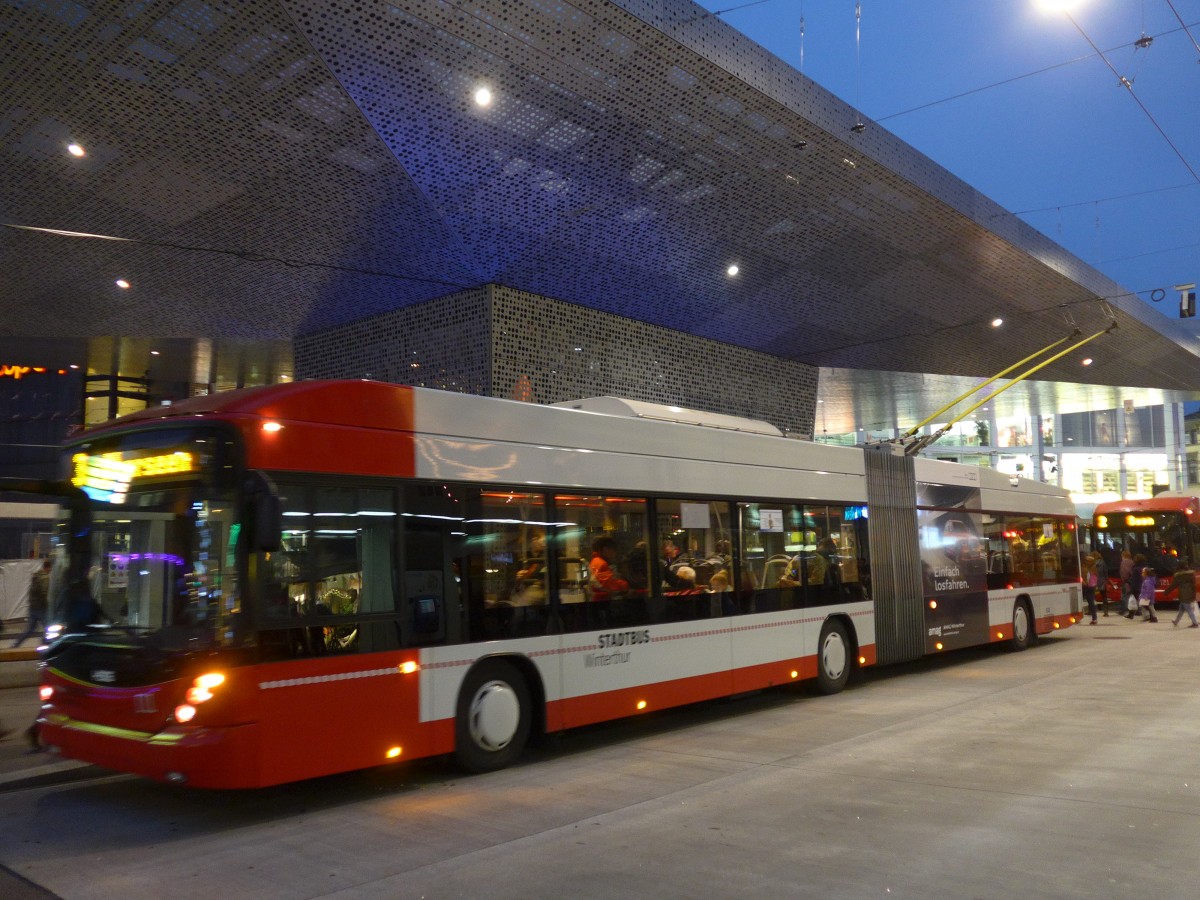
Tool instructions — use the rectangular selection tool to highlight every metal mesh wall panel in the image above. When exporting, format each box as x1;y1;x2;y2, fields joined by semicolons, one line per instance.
294;288;493;395
489;286;817;434
864;449;925;665
293;284;818;435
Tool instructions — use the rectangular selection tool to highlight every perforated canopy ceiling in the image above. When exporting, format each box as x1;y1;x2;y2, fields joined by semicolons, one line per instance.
2;0;1199;395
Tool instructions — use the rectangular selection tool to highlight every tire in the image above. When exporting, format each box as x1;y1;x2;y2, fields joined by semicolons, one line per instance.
455;659;532;773
1010;600;1036;652
815;619;852;695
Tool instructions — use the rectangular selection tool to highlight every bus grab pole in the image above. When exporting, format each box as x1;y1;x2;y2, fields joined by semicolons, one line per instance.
905;322;1116;455
900;330;1079;440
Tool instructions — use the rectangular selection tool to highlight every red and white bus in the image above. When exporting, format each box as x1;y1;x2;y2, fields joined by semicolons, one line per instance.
29;381;1081;788
1092;494;1200;603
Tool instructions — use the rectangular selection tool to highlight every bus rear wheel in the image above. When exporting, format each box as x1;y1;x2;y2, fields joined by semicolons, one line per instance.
1010;600;1036;651
455;659;532;773
816;619;851;695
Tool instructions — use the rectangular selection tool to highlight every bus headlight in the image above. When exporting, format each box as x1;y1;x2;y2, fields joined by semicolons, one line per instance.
184;672;226;706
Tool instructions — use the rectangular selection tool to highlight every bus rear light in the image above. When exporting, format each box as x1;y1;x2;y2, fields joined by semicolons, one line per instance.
929;600;937;609
935;642;944;651
636;700;647;710
399;661;418;674
790;670;799;679
262;421;283;432
39;685;53;701
1053;622;1060;629
996;631;1004;640
174;704;197;723
858;656;866;665
386;747;402;759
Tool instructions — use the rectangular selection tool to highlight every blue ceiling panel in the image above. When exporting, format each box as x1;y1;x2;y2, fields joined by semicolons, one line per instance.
1;0;1198;390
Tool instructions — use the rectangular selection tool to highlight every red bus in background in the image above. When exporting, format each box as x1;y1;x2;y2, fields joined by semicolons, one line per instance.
27;381;1080;789
1092;494;1200;603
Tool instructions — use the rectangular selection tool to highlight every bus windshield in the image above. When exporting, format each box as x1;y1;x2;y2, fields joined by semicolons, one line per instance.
1093;510;1190;576
57;427;243;651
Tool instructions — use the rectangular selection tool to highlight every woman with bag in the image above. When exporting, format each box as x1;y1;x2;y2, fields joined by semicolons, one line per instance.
1123;552;1143;619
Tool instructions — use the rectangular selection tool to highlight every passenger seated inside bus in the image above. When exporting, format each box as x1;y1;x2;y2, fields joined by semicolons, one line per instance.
664;565;705;620
708;570;734;616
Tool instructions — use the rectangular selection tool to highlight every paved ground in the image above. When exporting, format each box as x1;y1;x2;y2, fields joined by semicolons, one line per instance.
1;614;1199;899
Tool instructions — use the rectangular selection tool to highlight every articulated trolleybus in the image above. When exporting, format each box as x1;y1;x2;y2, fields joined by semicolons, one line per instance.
36;381;1081;788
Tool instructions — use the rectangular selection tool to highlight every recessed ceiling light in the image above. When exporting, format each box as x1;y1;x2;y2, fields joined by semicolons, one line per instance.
991;317;1003;327
67;143;85;157
150;350;160;356
1081;358;1093;366
115;278;130;289
473;86;493;107
726;264;739;277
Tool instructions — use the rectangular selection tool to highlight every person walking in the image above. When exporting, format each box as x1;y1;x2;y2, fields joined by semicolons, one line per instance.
1172;558;1199;628
1123;553;1143;619
1138;565;1158;622
1082;553;1098;624
12;558;50;648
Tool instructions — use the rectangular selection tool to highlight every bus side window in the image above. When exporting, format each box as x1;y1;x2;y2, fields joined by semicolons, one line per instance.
458;489;550;641
554;493;650;631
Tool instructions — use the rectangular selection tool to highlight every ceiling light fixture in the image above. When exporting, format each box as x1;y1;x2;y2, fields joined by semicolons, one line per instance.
726;264;739;277
473;86;493;107
67;143;85;157
115;278;130;289
991;317;1003;327
1081;358;1093;366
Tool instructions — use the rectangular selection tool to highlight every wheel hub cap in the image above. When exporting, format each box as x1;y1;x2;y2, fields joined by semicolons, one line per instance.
469;680;520;751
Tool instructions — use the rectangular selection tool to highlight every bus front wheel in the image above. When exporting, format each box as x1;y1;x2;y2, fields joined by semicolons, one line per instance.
1010;600;1036;652
815;619;852;695
455;659;532;773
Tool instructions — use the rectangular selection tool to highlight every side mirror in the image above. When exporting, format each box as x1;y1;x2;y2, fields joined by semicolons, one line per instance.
244;471;282;552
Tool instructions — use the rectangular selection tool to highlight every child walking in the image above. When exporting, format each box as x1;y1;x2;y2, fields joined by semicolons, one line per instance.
1139;566;1158;622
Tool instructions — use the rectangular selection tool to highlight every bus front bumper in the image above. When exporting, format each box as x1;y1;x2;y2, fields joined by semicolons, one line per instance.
38;712;261;789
